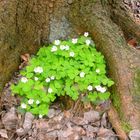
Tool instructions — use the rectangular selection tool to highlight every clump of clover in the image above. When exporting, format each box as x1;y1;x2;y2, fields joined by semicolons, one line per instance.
11;32;114;118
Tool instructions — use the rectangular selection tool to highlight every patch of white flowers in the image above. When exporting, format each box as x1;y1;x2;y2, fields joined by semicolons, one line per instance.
84;32;89;37
80;72;85;78
60;45;65;50
70;52;75;57
54;40;60;45
87;85;93;91
95;85;106;93
34;77;38;81
34;66;43;73
96;69;100;73
21;103;27;109
36;100;40;105
51;46;57;52
45;78;51;83
21;77;28;83
50;76;55;80
39;114;43;119
48;88;53;93
65;45;69;50
72;38;78;44
28;99;34;105
86;39;91;46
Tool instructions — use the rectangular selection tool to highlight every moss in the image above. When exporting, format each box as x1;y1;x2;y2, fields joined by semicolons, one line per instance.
133;69;140;104
111;91;132;132
121;121;132;133
135;69;140;93
111;91;122;117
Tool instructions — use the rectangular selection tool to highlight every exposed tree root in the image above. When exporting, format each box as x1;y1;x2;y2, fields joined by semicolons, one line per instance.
108;106;128;140
68;0;140;131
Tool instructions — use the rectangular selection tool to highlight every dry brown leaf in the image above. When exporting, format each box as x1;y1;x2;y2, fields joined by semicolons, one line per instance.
129;129;140;140
21;53;30;62
0;129;8;138
63;110;71;118
2;107;18;130
84;110;100;123
23;112;34;130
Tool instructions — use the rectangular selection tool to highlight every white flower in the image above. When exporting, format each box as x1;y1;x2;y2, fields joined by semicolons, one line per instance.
21;103;27;109
39;114;43;118
95;85;106;93
80;72;85;78
70;52;75;57
72;38;78;44
45;78;51;83
87;85;93;91
96;69;100;73
100;87;106;93
28;99;34;105
50;76;55;80
60;45;65;50
54;40;60;45
95;85;102;91
34;67;43;73
21;77;28;83
86;39;91;45
48;88;53;93
36;100;40;105
34;77;38;81
65;45;69;50
84;32;89;37
51;45;57;52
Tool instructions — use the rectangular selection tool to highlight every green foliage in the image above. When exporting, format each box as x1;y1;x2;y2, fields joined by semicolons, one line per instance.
11;33;114;117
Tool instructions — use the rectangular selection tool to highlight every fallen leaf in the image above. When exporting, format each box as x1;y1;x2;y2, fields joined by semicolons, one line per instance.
71;117;88;125
21;53;30;62
0;129;8;138
127;38;137;47
129;129;140;140
23;112;34;130
84;110;100;123
2;107;18;130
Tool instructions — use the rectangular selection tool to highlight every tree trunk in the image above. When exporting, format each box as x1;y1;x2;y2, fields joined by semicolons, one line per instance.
68;0;140;130
0;0;50;91
0;0;140;133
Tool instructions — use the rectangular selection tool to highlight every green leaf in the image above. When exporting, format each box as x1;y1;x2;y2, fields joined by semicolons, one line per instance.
26;73;34;78
98;92;110;100
30;107;39;115
88;92;98;102
39;104;49;115
107;80;114;87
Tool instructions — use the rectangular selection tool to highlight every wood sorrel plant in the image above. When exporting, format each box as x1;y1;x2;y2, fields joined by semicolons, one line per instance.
11;32;114;118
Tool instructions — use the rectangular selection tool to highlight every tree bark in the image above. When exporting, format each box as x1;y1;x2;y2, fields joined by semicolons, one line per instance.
68;0;140;130
0;0;50;91
108;0;140;41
